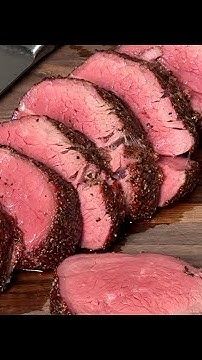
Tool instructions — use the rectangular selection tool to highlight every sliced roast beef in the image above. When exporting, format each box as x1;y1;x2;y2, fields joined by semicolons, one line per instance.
118;45;202;117
0;116;122;250
0;208;22;290
13;78;162;220
71;51;198;156
50;252;202;315
158;156;200;207
0;146;82;270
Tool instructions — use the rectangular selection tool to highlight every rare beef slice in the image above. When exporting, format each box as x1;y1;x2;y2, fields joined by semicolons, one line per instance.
0;146;82;270
50;252;202;315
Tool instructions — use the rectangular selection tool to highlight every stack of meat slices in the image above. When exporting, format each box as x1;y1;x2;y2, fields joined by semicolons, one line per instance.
12;79;161;219
71;49;200;206
0;117;121;252
0;45;201;312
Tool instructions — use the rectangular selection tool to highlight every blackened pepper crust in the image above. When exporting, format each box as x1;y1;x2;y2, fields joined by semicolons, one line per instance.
52;264;202;315
0;145;82;271
99;180;124;250
184;266;195;277
48;117;112;178
163;160;200;207
0;207;23;290
50;275;72;315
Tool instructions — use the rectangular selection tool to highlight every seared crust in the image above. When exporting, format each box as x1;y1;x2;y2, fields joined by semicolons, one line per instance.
0;146;82;271
163;160;200;207
111;50;199;153
50;275;72;315
100;180;124;250
0;208;23;290
48;118;111;177
95;87;163;220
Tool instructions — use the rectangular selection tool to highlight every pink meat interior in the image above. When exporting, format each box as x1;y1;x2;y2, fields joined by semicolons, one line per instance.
0;148;56;251
16;79;132;150
71;52;194;156
57;252;202;315
78;184;112;249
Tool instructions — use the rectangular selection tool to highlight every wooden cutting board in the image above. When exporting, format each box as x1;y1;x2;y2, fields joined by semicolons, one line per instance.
0;45;201;315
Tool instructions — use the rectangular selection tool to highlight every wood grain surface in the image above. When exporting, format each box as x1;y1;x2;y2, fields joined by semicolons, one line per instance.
0;45;201;315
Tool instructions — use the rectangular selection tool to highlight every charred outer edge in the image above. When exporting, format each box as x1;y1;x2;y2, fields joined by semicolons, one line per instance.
0;207;23;291
50;274;72;315
162;160;200;207
48;117;112;179
0;145;82;271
